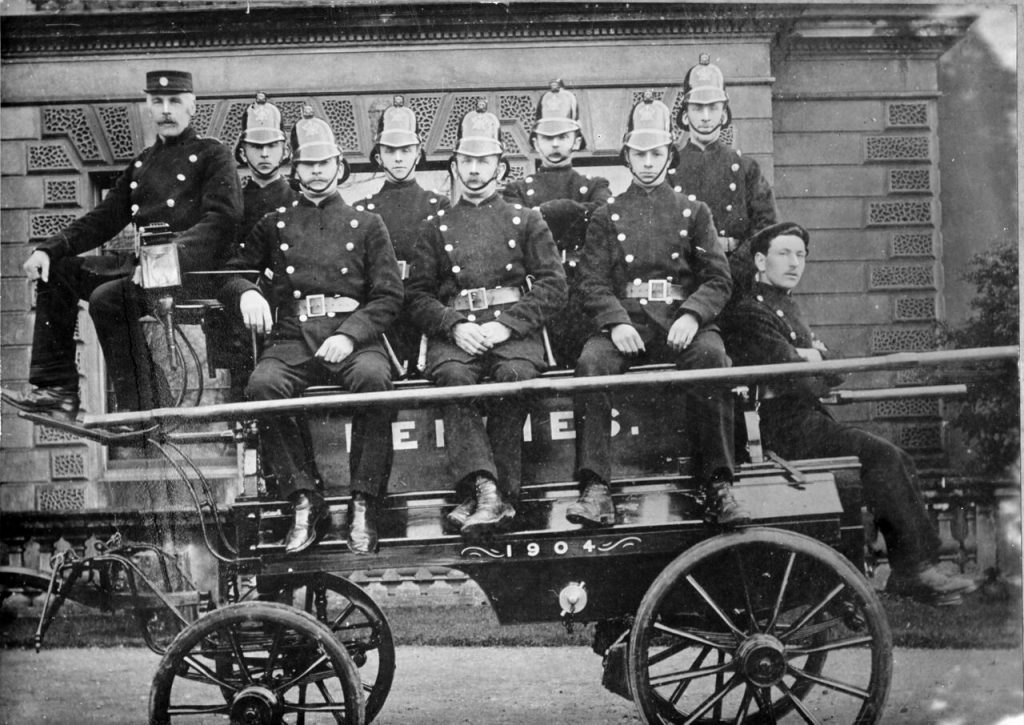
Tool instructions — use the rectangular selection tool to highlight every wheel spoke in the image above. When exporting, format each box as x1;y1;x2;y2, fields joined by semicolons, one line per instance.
277;651;332;692
776;681;824;725
180;654;237;691
649;658;733;688
766;552;796;634
685;574;746;640
315;678;349;724
223;622;255;686
779;583;845;643
751;686;778;724
298;682;307;725
330;601;359;631
713;649;725;722
788;664;871;700
733;684;754;725
787;634;874;656
648;639;692;667
680;671;742;725
264;621;286;677
732;548;762;633
653;621;733;651
166;702;231;715
668;646;712;704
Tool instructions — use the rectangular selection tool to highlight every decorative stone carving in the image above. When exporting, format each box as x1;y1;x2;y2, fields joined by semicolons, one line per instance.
29;212;78;239
867;200;932;226
438;96;486;151
95;104;136;160
891;232;934;257
35;424;84;446
894;296;937;321
49;451;87;481
27;143;77;173
871;326;935;353
42;106;103;162
886;101;929;128
893;422;944;451
38;484;87;511
44;178;79;207
873;398;940;418
869;264;935;289
321;99;360;152
865;135;930;162
888;168;931;193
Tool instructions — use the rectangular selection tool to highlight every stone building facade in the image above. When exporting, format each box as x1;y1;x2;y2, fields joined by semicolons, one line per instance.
0;3;1016;585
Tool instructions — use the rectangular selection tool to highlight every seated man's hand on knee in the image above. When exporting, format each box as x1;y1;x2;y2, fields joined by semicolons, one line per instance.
610;324;644;355
315;334;355;364
452;322;493;356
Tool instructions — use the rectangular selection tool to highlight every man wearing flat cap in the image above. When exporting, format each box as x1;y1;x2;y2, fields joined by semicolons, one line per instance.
2;70;242;418
355;96;450;375
502;79;611;368
219;111;403;555
572;93;748;530
721;222;978;606
406;103;567;538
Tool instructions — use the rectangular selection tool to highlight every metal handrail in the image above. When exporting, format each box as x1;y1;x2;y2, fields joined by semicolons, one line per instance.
81;345;1018;428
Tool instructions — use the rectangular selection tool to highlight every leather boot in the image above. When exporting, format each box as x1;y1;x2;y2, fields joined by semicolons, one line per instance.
705;480;751;528
2;384;79;418
444;496;476;534
566;480;615;527
346;492;379;555
284;490;329;554
460;476;515;537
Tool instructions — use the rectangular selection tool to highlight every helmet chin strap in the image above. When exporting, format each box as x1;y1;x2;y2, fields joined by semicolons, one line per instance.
456;161;501;193
385;164;416;184
298;162;340;195
626;151;671;186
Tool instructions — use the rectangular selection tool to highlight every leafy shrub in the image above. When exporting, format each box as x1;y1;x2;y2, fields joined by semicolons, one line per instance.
940;241;1020;475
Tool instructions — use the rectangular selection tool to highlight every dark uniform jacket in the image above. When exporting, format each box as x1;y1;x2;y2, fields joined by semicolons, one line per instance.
406;194;567;367
671;140;776;243
240;176;297;242
721;281;845;402
219;192;403;371
37;126;242;276
578;182;732;337
357;179;450;265
502;167;611;261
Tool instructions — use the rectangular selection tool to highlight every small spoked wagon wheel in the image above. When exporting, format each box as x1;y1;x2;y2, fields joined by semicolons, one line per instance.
628;528;892;724
149;600;365;725
263;573;395;724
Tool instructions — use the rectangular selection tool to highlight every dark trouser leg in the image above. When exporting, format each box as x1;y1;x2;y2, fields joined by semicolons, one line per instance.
88;275;162;411
335;348;394;498
30;256;128;389
574;335;631;485
430;359;495;486
668;330;734;481
487;358;542;499
246;358;320;500
761;402;940;572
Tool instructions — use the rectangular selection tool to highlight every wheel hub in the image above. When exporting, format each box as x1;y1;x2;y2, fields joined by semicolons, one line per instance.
230;685;283;725
736;633;787;687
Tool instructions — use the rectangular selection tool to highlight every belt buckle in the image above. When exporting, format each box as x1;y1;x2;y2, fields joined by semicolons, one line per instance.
467;287;489;311
648;279;668;302
397;260;409;280
304;294;326;317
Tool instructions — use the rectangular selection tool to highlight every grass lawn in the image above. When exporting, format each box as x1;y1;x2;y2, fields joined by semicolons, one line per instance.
2;590;1021;650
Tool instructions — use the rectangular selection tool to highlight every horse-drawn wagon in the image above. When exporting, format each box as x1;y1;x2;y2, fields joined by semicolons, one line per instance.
7;345;1015;724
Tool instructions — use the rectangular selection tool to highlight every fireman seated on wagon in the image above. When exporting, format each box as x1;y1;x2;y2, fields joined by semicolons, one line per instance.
720;221;977;607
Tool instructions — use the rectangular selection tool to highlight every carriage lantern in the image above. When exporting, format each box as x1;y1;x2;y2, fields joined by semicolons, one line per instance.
137;222;181;290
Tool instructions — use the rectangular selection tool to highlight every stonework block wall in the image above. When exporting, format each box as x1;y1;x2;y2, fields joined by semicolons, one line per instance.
772;48;946;462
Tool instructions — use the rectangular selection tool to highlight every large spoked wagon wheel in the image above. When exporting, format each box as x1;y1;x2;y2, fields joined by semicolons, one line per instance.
628;528;892;724
149;600;365;725
264;573;395;723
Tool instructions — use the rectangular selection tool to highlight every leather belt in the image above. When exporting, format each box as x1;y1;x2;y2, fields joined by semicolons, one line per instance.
452;286;522;312
625;280;686;302
284;294;360;319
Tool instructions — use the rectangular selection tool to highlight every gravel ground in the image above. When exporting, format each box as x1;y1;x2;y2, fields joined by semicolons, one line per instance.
1;646;1022;724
